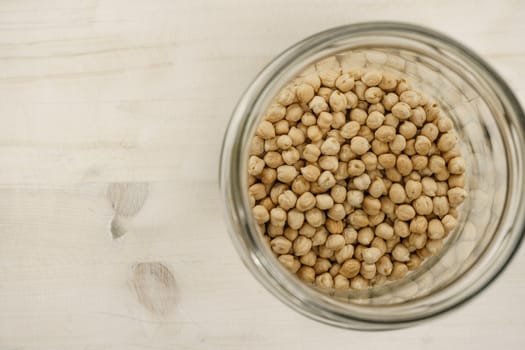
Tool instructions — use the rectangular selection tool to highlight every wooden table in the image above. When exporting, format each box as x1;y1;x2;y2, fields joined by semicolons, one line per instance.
0;0;524;349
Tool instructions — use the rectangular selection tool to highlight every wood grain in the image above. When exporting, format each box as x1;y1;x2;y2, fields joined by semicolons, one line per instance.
0;0;524;349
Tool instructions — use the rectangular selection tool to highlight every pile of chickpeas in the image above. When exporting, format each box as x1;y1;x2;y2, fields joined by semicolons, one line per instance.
247;59;467;290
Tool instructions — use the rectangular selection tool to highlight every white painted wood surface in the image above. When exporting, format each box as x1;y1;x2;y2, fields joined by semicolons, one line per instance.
0;0;524;349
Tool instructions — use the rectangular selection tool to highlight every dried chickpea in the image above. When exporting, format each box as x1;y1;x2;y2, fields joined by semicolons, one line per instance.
296;83;315;103
340;259;361;278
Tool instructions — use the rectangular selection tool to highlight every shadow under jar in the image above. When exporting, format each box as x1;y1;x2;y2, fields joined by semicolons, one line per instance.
220;22;525;330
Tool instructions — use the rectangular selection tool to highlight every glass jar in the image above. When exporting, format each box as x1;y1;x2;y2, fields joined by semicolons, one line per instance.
219;22;525;329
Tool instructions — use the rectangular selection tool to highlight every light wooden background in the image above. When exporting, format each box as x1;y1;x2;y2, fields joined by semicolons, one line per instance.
0;0;524;349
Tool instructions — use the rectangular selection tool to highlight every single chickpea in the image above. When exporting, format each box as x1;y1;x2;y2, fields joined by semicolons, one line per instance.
343;227;358;244
300;165;320;182
374;125;396;143
353;173;371;191
299;223;316;238
270;236;292;254
329;90;347;112
412;195;433;216
347;159;366;176
368;102;385;114
391;102;412;120
393;220;409;238
448;187;467;207
362;196;381;216
278;254;301;273
426;239;443;255
335;245;355;264
376;255;393;276
284;227;298;241
389;262;408;280
327;204;346;221
286;209;304;230
252;205;270;224
299;251;317;266
314;258;332;274
448;174;465;188
307;125;323;142
396;204;416;221
256;120;276;139
301;112;317;126
325;234;346;250
368;178;386;198
339;144;356;162
350;136;370;155
378;71;397;91
291;175;310;195
435;181;449;196
312;227;329;246
249;183;266;201
366;111;385;130
395;154;412;176
407;253;422;270
248;156;265;176
315;272;334;289
265;104;287;122
296;192;316;212
318;155;339;172
437;132;457;152
360;262;377;280
326;219;344;234
378;153;396;169
349;209;369;228
399;121;417;139
250;136;265;156
334;275;350;290
384;113;400;128
276;165;298;184
274;120;290;135
345;91;359;108
361;152;377;172
296;83;315;104
448;156;466;174
356;227;374;245
297;266;316;283
277;190;297;210
362;247;382;264
437;115;454;132
309;96;329;115
392;243;410;262
318;171;336;190
319;70;339;88
409;156;427;172
374;222;394;240
347;189;364;207
389;183;406;204
389;134;407;155
293;236;312;256
340;259;361;278
285;103;304;122
371;140;389;155
400;90;420;108
350;275;369;290
282;147;300;165
428;155;446;174
340;121;360;139
305;208;326;228
409;106;426;126
385;167;402;182
335;73;355;92
362;70;383;87
364;87;384;104
442;214;458;232
302;144;321;162
414;135;431;155
433;196;450;217
350;108;368;125
382;92;399;111
319;137;340;156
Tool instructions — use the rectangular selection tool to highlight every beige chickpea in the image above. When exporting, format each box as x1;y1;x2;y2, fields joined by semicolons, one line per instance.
344;91;359;109
278;254;301;273
409;106;426;127
442;214;457;232
285;103;304;122
389;262;408;280
435;181;449;196
335;73;355;92
315;272;334;289
395;154;412;176
353;173;371;191
343;227;358;244
378;153;396;169
270;207;287;227
371;139;389;155
277;190;297;210
364;87;384;104
319;138;340;156
427;218;445;240
276;135;293;150
328;90;346;112
437;133;457;152
318;246;334;259
301;112;317;126
389;183;406;204
270;236;292;254
299;165;319;183
260;168;276;186
299;251;317;267
315;112;332;130
347;189;364;207
296;192;316;212
409;214;427;234
373;223;393;241
248;156;265;176
385;167;402;182
407;253;422;270
274;119;290;135
426;239;443;255
366;111;384;130
318;156;338;172
284;227;298;241
362;247;382;264
388;135;406;155
281;148;299;165
420;176;437;197
361;70;382;86
370;211;385;227
349;209;369;228
413;195;433;215
305;208;326;228
302;144;321;162
287;209;304;230
399;121;417;139
393;220;410;238
309;96;329;115
296;83;315;104
414;135;431;155
392;243;410;262
361;152;378;171
396;204;416;221
335;245;354;264
260;197;274;212
314;258;332;274
293;236;312;256
411;155;429;172
347;160;365;177
317;171;336;190
264;151;283;169
265;104;286;122
319;69;339;87
368;103;385;114
250;136;265;156
326;219;344;234
297;223;315;238
384;113;400;128
291;175;310;195
276;165;298;183
350;136;370;155
428;155;446;174
448;187;467;207
395;78;411;95
339;144;356;162
325;234;346;250
350;275;369;290
400;90;420;108
357;227;374;245
312;228;329;246
297;266;316;283
382;92;399;110
339;122;360;140
403;180;421;201
375;255;393;276
317;87;333;102
340;259;361;278
252;205;270;224
327;204;346;221
367;178;386;198
350;108;368;125
249;183;266;201
437;115;454;132
256;120;276;140
360;262;377;280
334;275;350;290
433;196;450;217
330;112;345;130
374;125;396;143
391;102;411;120
448;156;466;175
306;125;323;142
377;71;397;91
362;196;381;216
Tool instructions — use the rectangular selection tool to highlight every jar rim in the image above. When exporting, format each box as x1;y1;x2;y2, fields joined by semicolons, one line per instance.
219;21;525;329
